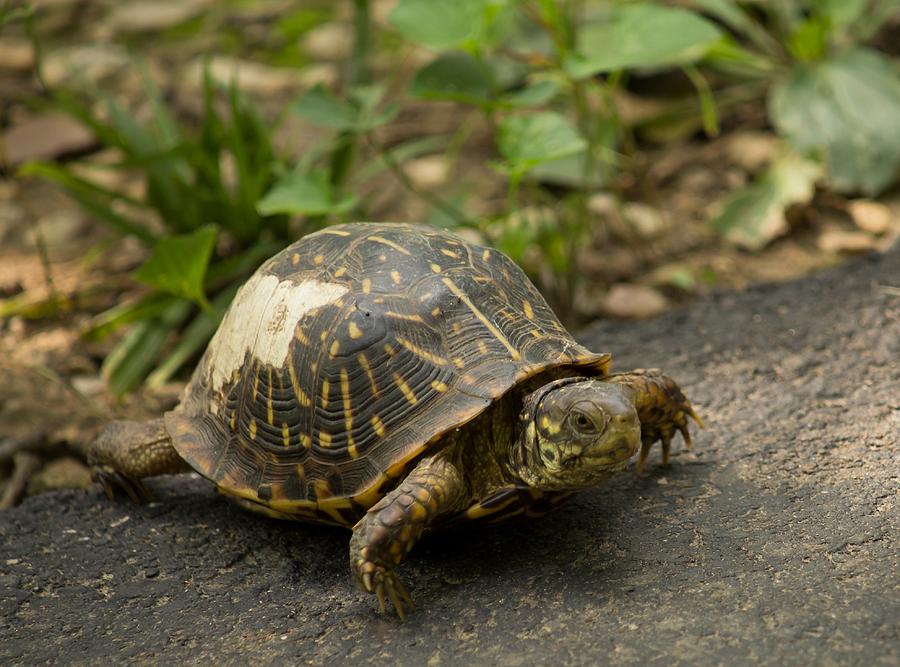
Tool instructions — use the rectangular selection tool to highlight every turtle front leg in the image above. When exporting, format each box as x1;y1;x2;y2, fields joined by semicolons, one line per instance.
349;454;465;620
606;370;704;473
88;418;190;503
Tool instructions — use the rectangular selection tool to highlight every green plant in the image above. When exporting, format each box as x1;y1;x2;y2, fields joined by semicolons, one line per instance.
366;0;725;316
265;0;735;315
694;0;900;247
0;0;30;28
22;71;300;394
16;0;399;394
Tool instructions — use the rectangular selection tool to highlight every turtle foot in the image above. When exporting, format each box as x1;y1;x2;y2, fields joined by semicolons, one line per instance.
354;559;416;621
91;465;153;504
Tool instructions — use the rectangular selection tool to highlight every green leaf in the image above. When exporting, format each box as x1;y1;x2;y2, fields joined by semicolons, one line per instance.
769;48;900;195
145;285;237;389
497;112;586;176
527;152;608;188
814;0;868;28
82;293;174;342
19;161;158;243
567;3;722;78
702;39;780;81
389;0;490;49
502;80;561;108
686;0;781;58
292;84;359;130
102;297;193;395
786;15;830;62
292;84;396;132
409;52;491;106
712;151;822;249
133;225;217;308
256;170;356;216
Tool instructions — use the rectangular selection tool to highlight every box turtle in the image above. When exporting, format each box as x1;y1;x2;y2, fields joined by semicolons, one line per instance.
89;222;702;619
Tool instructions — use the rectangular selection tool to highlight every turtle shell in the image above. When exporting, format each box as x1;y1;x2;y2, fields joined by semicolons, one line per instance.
165;223;610;525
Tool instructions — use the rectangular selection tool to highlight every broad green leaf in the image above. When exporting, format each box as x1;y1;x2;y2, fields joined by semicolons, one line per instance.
502;80;561;108
567;3;722;78
712;151;822;249
292;84;396;131
348;84;399;130
389;0;490;49
133;225;217;308
292;85;359;130
770;48;900;195
527;152;608;188
497;112;586;175
410;52;491;105
349;84;387;116
256;170;356;216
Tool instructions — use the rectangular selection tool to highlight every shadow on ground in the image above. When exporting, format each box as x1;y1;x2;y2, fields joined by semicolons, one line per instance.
2;249;898;665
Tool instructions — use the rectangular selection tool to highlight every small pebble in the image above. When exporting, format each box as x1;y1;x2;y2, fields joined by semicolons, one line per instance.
848;200;892;235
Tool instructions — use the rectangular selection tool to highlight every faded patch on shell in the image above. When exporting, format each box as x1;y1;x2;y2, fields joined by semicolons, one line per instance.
204;272;348;391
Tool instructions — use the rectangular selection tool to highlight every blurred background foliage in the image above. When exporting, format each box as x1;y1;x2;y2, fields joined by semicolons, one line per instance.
1;0;899;394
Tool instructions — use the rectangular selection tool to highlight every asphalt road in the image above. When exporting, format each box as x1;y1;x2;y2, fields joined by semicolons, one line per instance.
2;248;898;665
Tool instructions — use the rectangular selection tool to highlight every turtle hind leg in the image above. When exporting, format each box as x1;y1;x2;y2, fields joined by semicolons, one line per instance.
88;418;190;503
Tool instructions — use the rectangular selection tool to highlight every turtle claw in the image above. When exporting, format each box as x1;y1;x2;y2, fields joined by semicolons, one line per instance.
375;568;415;621
635;441;652;475
678;421;693;451
91;465;153;504
356;560;415;620
661;435;673;466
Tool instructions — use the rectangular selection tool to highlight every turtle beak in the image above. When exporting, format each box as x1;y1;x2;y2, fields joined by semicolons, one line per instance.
583;398;640;466
583;432;640;466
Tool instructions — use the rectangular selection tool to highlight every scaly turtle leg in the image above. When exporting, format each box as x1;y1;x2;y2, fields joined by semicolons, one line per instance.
606;370;704;474
87;418;190;503
349;454;465;620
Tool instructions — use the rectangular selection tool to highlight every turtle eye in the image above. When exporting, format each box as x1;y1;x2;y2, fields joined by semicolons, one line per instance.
571;411;596;433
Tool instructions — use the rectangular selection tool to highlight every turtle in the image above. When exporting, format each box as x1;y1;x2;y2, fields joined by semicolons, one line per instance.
88;222;702;619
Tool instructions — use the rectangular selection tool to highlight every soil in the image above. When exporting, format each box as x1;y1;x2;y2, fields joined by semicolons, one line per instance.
1;246;897;665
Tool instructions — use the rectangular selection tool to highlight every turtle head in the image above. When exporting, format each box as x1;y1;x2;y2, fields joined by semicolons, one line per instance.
512;378;640;490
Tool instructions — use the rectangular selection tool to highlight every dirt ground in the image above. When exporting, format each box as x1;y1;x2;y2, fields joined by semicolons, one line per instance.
1;245;896;665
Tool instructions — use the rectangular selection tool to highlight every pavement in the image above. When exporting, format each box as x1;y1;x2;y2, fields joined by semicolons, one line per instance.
1;247;898;666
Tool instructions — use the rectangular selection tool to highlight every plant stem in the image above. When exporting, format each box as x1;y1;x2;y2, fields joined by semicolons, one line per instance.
348;0;372;87
329;0;373;207
27;216;57;301
564;0;603;316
